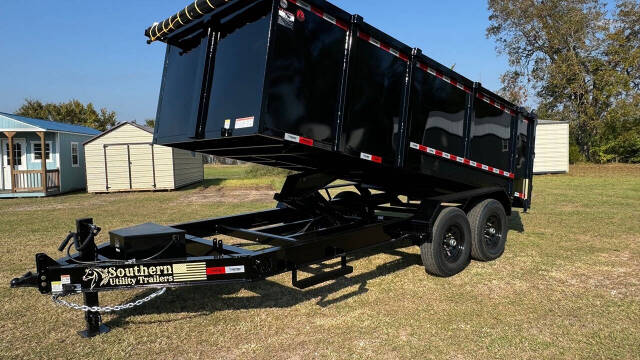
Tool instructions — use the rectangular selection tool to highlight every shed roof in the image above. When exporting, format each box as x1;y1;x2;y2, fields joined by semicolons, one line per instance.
538;119;570;125
83;122;154;145
0;112;101;135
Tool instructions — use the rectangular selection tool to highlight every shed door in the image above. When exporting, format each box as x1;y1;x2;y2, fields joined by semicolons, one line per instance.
129;144;156;190
105;145;131;191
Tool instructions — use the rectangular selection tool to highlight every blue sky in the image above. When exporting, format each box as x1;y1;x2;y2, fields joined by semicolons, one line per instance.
0;0;508;123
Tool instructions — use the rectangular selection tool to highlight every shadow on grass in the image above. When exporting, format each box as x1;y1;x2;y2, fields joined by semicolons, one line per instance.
508;211;525;233
103;242;422;330
101;213;524;330
178;179;224;191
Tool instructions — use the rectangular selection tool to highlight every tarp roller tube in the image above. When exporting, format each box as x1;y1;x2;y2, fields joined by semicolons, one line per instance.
145;0;233;43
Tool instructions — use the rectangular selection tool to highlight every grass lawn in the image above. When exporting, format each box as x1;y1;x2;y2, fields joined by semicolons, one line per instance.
0;164;638;359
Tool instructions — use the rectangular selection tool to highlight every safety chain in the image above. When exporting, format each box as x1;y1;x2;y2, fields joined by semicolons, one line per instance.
51;288;167;313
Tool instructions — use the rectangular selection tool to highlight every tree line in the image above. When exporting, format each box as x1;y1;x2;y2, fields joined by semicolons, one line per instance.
488;0;639;163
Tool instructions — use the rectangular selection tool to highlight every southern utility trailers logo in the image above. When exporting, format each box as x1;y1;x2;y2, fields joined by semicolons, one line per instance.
79;263;245;290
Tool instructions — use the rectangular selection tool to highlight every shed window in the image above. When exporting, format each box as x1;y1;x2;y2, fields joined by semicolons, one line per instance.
71;143;79;167
32;142;52;161
5;143;22;166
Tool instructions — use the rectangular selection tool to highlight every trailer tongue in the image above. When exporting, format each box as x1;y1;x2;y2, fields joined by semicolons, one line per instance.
11;0;536;337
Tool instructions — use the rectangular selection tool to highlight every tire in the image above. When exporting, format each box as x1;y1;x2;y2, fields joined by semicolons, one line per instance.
467;199;507;262
331;191;367;218
420;207;472;277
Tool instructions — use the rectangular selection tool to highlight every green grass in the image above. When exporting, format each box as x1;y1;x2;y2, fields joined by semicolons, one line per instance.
0;164;639;359
203;164;288;190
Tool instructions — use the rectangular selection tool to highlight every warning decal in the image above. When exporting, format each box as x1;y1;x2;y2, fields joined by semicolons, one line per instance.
278;8;295;29
235;116;254;129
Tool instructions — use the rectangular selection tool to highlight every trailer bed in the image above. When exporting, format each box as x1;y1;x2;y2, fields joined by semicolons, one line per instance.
148;0;536;208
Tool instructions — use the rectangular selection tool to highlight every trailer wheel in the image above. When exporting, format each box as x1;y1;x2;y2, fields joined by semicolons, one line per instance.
468;199;507;261
420;207;471;277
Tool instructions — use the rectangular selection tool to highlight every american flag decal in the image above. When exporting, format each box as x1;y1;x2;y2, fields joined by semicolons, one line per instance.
172;262;207;282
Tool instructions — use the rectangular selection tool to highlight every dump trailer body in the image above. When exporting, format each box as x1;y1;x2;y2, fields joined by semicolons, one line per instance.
152;0;536;207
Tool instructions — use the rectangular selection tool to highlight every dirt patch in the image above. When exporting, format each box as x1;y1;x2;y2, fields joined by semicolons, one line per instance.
177;186;275;204
568;163;640;177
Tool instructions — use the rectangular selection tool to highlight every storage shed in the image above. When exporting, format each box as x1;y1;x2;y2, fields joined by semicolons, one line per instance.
533;120;570;174
84;122;203;193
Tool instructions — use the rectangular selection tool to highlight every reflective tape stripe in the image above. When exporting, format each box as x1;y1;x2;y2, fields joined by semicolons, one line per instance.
514;192;526;199
288;0;348;31
476;93;516;116
360;152;382;164
417;63;471;93
358;31;409;62
409;142;515;179
206;265;245;275
284;133;314;146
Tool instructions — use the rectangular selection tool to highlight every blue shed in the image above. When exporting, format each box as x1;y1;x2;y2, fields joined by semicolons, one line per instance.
0;112;101;198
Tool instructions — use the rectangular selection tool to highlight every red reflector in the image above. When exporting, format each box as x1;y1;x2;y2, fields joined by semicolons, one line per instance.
371;155;382;164
206;267;225;275
296;9;305;21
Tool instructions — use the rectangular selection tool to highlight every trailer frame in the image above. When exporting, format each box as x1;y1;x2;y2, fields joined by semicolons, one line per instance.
11;171;511;337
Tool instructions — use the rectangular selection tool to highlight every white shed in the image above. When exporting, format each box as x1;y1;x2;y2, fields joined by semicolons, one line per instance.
84;122;203;193
533;120;570;174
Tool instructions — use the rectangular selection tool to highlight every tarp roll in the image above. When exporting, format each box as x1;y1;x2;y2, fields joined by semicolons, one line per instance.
145;0;234;43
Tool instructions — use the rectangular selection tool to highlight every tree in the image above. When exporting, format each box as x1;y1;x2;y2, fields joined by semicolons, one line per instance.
144;118;155;128
16;99;117;132
487;0;640;162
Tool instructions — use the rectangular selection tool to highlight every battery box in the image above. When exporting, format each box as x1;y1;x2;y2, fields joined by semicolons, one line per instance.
109;223;186;260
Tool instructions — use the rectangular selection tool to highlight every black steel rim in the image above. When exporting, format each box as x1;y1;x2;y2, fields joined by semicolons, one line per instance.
441;225;465;263
483;214;502;251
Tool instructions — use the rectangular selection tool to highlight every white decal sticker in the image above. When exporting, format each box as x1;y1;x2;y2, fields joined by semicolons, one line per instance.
235;116;254;129
224;119;231;129
60;274;71;284
51;281;62;293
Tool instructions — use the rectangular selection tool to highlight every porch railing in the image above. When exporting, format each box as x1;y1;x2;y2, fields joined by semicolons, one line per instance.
12;169;60;193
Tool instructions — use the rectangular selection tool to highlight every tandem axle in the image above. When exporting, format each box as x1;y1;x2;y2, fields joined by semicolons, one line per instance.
11;172;512;337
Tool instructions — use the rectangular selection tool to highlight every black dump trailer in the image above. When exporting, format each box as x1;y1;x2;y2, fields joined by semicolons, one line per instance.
11;0;536;337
